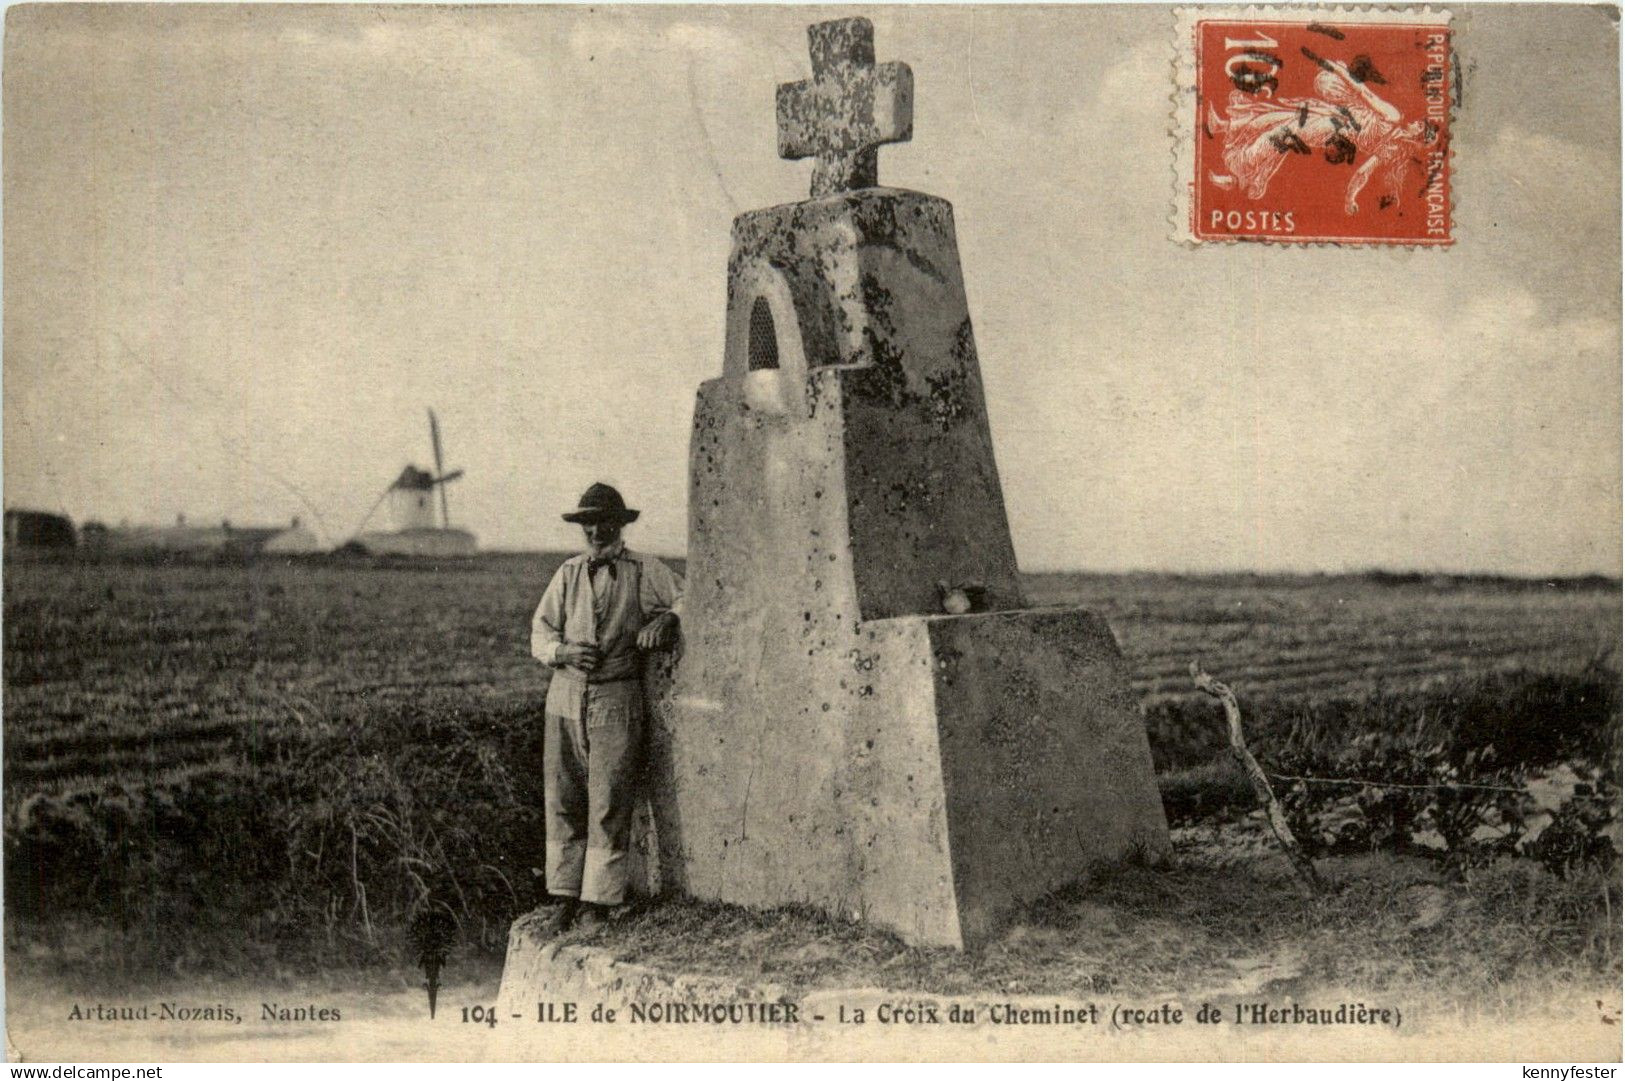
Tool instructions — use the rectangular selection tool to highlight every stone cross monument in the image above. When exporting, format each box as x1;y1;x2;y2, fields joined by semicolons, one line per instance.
624;16;1171;949
775;17;913;197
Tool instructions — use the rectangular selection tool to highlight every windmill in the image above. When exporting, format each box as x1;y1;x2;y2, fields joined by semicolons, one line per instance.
344;410;479;557
428;409;460;530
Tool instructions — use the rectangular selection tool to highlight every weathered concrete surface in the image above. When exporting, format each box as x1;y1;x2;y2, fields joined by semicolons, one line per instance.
721;188;1025;619
646;605;1167;946
916;610;1171;942
625;182;1169;948
496;908;795;1021
777;17;913;198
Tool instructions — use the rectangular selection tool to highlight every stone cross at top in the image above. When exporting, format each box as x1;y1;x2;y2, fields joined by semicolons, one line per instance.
776;17;914;198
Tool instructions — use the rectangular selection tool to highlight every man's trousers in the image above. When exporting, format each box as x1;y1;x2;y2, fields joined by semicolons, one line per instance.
543;677;644;906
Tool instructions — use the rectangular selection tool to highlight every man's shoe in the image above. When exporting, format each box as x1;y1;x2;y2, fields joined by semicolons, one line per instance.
533;898;578;938
573;904;608;933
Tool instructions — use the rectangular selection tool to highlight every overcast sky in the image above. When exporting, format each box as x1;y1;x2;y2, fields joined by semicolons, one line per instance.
5;4;1620;573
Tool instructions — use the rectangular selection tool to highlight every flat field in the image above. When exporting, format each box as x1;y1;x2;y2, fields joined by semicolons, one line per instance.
9;554;1616;791
4;551;1620;987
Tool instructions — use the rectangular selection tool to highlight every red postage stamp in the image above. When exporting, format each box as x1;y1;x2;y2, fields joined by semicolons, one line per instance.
1175;9;1453;245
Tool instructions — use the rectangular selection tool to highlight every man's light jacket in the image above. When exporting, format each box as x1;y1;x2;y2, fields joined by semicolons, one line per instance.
530;544;684;712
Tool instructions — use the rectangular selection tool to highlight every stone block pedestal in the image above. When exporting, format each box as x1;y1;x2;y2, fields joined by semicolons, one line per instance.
633;608;1168;947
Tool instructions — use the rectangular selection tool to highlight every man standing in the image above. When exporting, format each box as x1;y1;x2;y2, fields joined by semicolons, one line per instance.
530;482;683;932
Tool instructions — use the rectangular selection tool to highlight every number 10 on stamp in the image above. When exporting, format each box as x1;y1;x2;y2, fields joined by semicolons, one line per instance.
1180;9;1453;245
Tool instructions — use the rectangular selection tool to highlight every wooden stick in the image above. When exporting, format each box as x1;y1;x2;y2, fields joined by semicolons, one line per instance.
1191;662;1325;894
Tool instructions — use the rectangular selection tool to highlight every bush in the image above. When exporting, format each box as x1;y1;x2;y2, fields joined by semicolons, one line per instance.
1459;856;1622;974
6;694;550;968
1152;668;1621;870
1158;760;1254;825
1146;668;1621;774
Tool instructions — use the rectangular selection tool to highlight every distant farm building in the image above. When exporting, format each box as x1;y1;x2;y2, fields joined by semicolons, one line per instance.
106;515;320;558
80;521;111;548
261;518;322;554
4;509;76;548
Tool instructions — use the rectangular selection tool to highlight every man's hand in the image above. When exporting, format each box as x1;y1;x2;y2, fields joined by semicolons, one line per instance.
556;643;602;670
637;612;678;651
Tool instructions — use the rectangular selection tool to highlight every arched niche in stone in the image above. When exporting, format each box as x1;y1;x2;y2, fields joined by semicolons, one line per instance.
725;261;807;417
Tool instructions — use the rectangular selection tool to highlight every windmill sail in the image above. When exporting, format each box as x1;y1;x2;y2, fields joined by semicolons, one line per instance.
428;409;451;529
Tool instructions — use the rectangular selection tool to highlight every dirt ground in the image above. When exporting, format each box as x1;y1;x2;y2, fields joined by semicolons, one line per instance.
8;823;1620;1062
5;963;1618;1062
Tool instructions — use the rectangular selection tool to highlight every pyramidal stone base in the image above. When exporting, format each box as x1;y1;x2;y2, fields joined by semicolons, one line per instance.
626;608;1170;948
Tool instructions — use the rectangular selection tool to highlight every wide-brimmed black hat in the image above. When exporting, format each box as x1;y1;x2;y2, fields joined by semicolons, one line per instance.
562;482;640;524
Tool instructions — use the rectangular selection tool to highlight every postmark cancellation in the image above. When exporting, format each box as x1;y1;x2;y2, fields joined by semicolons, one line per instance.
1173;7;1454;245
